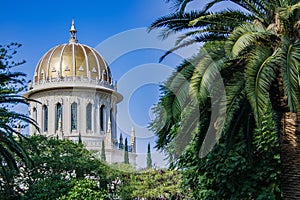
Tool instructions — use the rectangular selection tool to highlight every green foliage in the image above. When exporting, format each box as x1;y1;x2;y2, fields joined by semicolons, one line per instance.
5;136;110;199
0;43;38;199
110;162;136;174
23;175;72;200
59;179;108;200
101;140;106;162
119;169;189;200
0;169;22;200
179;107;281;199
0;43;36;183
146;143;152;169
124;138;129;164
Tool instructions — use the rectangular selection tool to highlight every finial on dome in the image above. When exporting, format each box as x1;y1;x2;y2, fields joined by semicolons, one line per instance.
69;19;78;43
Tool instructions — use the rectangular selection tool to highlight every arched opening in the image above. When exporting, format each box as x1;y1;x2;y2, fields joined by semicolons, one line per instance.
71;102;77;131
102;70;107;82
86;103;92;131
42;105;48;132
100;105;105;132
55;103;62;131
110;108;113;132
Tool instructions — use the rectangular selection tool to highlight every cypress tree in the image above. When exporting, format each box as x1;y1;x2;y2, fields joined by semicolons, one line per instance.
147;143;152;169
124;138;129;164
119;133;124;149
78;132;82;144
101;140;106;162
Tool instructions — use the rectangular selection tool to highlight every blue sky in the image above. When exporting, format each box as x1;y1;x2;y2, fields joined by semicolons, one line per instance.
0;0;173;75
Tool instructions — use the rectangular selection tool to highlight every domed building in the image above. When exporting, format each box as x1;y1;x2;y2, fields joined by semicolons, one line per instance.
24;20;136;164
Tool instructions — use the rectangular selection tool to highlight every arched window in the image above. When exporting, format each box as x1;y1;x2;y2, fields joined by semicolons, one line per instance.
86;103;92;131
100;105;105;131
110;108;113;131
71;102;77;131
102;70;107;81
55;103;62;131
42;105;48;132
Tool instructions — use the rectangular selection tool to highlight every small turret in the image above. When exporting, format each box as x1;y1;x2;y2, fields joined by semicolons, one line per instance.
131;126;136;153
105;117;112;148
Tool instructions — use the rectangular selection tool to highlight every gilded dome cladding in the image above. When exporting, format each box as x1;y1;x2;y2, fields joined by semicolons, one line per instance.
33;20;112;85
34;43;112;83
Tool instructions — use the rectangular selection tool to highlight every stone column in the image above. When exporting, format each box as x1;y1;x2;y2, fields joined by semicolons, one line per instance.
48;97;55;137
81;99;87;136
65;97;71;136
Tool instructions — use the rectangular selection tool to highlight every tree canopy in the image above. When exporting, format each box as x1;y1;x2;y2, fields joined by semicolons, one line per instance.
0;136;111;199
0;43;37;198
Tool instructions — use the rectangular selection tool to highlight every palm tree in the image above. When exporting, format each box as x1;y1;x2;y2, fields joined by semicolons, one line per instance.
150;0;300;198
0;43;36;183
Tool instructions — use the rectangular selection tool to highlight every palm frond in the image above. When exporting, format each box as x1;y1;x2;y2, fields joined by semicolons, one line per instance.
279;1;300;20
203;0;270;23
173;101;202;158
178;0;195;14
189;9;254;27
281;37;300;118
189;42;226;104
0;43;36;181
149;11;205;36
225;22;277;56
159;32;227;62
150;52;211;150
246;46;281;123
165;0;195;13
150;68;193;150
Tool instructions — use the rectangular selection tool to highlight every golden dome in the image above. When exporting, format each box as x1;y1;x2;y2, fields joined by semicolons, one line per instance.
33;20;112;84
34;43;112;83
24;20;122;103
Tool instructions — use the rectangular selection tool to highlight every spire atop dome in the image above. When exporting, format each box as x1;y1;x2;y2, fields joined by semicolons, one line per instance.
69;19;78;43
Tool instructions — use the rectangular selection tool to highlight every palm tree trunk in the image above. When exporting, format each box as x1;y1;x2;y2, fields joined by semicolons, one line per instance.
280;112;300;199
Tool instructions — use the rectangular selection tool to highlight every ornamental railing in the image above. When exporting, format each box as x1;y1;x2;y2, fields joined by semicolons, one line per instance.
29;76;117;90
